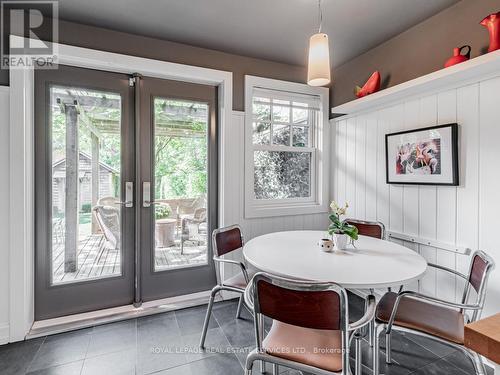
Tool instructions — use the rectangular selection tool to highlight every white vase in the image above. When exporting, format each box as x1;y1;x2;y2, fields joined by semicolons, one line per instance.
333;233;349;250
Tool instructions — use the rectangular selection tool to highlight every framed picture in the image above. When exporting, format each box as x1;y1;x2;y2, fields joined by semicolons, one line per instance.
385;123;458;186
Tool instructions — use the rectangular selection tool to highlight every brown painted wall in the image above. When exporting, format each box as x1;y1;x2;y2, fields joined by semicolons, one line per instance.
0;20;306;111
332;0;499;108
2;0;496;111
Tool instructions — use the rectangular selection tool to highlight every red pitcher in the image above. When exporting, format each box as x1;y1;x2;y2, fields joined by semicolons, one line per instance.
481;12;500;53
444;45;471;68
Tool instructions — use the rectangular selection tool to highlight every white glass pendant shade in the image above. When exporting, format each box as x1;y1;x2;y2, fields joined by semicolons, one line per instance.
307;33;331;86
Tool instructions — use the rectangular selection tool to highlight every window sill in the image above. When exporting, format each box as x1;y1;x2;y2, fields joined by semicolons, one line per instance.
244;201;329;219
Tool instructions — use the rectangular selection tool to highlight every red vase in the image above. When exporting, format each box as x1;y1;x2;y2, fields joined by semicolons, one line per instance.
480;12;500;53
444;45;471;68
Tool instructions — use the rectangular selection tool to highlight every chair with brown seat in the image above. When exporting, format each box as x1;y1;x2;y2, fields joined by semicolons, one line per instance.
344;219;386;239
199;224;255;348
244;272;376;375
374;250;495;375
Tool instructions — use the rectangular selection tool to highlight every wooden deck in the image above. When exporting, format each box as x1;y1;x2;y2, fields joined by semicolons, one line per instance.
52;235;207;284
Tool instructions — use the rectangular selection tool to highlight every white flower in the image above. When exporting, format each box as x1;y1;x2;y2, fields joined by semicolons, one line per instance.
330;201;349;217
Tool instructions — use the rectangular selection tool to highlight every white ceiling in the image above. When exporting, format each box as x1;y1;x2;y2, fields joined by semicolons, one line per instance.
57;0;461;67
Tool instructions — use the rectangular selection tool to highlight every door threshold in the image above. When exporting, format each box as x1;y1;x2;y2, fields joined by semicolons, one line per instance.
28;290;223;339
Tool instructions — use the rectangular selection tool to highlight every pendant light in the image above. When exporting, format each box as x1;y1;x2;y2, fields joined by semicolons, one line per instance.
307;0;331;86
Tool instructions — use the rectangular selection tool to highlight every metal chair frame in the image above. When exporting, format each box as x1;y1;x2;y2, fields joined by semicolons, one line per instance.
343;218;386;348
373;250;496;375
244;272;376;375
199;224;249;348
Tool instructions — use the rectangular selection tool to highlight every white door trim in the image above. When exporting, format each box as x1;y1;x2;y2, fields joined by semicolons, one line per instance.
9;34;233;342
9;61;35;342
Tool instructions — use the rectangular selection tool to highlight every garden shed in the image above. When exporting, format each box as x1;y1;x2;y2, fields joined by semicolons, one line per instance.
52;151;118;214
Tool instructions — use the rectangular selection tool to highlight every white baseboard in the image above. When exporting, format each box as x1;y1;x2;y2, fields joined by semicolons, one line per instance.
28;289;241;340
0;323;9;345
29;290;214;339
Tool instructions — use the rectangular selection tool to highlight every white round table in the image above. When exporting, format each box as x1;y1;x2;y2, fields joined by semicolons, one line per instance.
243;231;427;289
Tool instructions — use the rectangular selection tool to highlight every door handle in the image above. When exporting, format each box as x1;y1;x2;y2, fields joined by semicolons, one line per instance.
143;182;168;207
143;182;151;207
116;200;133;206
117;181;134;208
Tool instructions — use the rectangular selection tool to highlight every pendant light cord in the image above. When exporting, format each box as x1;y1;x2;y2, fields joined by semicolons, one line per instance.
318;0;323;33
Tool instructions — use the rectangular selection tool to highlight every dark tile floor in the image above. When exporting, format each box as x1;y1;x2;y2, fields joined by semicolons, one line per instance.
0;294;493;375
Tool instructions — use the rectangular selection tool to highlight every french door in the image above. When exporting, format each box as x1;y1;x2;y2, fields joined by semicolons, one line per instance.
138;77;217;301
35;65;217;320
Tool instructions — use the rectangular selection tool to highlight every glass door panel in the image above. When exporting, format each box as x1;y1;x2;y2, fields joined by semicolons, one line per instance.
153;98;209;271
50;86;123;284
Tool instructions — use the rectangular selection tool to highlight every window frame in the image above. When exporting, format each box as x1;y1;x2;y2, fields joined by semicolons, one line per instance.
244;75;329;218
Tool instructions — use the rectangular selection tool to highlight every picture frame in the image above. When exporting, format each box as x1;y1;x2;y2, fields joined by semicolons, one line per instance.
385;123;458;186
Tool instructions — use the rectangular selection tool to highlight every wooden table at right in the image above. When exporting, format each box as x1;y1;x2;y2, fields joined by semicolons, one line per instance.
465;313;500;374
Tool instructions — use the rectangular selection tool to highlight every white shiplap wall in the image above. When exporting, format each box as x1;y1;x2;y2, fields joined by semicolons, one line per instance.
0;86;10;344
333;77;500;316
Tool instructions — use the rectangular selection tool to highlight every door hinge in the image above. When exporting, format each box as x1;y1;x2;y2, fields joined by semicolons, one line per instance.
129;73;142;87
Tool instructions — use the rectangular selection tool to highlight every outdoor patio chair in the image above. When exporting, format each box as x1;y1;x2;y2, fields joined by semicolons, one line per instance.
180;207;207;254
93;197;121;250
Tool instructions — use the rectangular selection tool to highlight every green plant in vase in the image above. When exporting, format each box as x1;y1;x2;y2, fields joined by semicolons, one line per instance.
155;204;172;220
328;201;358;250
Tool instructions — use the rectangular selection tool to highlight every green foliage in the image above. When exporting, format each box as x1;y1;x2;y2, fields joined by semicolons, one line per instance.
328;214;359;240
51;107;66;161
155;204;172;219
327;201;359;241
154;134;207;199
99;133;121;174
52;207;63;218
254;151;310;199
80;203;92;213
79;213;92;225
153;99;208;200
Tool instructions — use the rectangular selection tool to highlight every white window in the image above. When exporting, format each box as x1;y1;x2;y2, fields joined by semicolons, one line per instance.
244;76;329;218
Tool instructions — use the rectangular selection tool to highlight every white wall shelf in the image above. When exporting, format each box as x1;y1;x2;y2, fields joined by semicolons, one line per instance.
331;49;500;117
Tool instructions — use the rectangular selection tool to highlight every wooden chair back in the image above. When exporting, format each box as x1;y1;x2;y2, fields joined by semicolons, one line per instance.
253;273;346;331
345;219;385;239
212;225;243;257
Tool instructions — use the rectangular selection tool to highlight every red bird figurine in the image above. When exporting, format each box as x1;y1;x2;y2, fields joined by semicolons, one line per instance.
355;71;381;98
